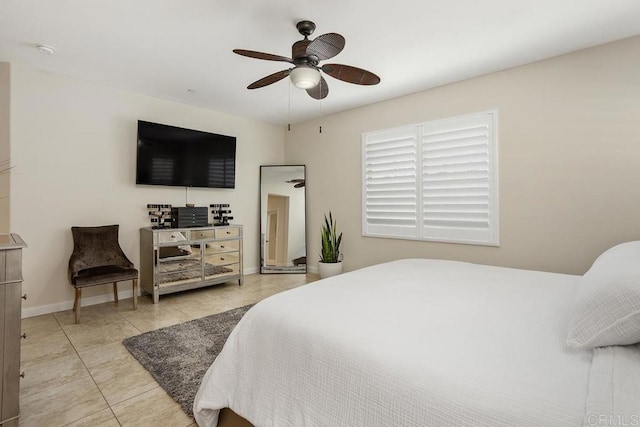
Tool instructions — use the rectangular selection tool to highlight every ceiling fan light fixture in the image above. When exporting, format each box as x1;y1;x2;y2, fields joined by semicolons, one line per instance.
290;66;321;89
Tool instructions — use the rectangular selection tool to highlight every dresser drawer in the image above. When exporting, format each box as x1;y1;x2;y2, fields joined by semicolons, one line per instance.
215;227;240;239
206;240;240;253
157;258;203;287
205;253;239;266
190;229;215;240
155;230;188;244
204;262;239;280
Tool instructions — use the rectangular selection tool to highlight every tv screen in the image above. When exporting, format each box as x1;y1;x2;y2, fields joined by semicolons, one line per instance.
136;120;236;188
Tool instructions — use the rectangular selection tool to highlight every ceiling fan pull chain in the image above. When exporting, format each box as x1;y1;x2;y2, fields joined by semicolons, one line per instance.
287;78;291;131
319;79;323;133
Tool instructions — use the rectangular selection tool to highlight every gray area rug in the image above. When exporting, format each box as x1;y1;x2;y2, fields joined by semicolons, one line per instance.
122;304;253;416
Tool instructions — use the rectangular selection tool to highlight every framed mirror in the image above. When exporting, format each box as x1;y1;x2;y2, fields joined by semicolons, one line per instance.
260;165;306;274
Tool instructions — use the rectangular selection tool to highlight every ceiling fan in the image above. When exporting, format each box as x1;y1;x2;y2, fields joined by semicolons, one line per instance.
233;20;380;100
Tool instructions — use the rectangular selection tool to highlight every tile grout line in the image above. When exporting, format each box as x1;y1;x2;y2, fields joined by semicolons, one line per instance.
55;303;136;427
64;300;197;425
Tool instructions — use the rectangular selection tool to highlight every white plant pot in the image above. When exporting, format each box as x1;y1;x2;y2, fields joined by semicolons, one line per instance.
318;261;343;279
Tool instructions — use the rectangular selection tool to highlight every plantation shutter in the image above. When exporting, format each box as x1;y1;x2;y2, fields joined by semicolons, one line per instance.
362;127;419;238
362;111;498;246
421;113;497;244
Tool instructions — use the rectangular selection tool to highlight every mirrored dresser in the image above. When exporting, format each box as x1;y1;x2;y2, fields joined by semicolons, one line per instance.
140;225;243;303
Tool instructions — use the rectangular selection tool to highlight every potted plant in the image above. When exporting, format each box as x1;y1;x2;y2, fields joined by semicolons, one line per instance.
318;211;343;279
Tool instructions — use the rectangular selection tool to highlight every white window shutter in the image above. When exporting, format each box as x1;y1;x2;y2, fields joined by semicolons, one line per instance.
362;127;419;238
421;113;497;244
362;111;498;246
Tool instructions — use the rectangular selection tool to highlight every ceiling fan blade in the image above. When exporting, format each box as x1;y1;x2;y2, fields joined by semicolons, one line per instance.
306;76;329;99
321;64;380;85
233;49;293;63
286;179;304;183
306;33;345;61
247;69;291;89
294;182;305;188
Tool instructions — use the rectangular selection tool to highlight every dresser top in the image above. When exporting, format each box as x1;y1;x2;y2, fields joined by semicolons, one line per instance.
0;233;27;250
141;224;242;233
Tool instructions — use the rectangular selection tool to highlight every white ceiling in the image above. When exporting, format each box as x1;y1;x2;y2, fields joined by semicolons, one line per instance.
1;0;639;126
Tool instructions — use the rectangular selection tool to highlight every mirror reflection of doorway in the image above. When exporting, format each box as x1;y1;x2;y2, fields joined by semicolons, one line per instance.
266;209;278;266
266;195;289;266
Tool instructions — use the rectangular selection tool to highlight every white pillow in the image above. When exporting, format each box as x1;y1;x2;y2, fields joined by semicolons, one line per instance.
567;241;640;349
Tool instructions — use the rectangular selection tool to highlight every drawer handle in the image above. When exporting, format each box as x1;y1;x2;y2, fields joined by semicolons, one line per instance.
22;294;27;300
20;372;25;379
220;245;225;249
226;231;231;235
220;257;225;261
21;332;27;339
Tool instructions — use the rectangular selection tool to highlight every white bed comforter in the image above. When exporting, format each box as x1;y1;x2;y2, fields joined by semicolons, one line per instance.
194;259;639;426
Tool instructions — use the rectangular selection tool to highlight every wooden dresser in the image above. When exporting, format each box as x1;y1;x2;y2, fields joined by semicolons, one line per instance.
0;234;26;427
140;225;243;303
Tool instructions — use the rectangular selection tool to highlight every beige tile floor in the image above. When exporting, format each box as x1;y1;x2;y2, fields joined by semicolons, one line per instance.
19;273;318;427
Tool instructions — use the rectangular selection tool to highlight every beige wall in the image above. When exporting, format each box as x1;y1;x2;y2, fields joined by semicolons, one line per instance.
0;62;9;233
286;36;640;276
10;63;285;316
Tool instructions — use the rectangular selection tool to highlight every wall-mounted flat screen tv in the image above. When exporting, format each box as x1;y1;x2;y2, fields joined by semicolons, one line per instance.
136;120;236;188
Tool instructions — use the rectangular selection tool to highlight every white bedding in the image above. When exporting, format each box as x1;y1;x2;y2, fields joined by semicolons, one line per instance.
194;259;640;426
584;344;640;426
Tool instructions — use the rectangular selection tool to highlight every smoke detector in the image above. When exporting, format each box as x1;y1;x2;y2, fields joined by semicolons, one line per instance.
36;44;56;55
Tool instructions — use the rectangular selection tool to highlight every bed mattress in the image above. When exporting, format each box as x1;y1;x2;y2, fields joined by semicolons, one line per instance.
194;259;635;426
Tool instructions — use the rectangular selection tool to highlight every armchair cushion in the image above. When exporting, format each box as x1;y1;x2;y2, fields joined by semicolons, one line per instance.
73;265;138;288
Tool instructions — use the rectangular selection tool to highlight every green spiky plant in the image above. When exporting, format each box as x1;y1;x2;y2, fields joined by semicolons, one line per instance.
320;211;342;263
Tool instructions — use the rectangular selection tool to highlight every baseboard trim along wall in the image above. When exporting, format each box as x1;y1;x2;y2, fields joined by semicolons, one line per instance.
21;266;261;319
21;289;136;319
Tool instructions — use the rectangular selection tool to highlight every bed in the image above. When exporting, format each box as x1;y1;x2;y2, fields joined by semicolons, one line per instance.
194;242;640;426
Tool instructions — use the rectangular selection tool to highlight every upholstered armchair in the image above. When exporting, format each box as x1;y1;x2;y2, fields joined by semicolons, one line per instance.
68;225;138;323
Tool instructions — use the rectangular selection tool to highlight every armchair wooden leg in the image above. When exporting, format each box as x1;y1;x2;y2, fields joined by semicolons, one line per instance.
73;288;81;324
132;278;138;311
113;282;119;304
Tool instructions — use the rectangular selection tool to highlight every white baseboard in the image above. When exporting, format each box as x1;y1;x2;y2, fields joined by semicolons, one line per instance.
21;289;135;319
243;266;259;275
21;266;262;319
